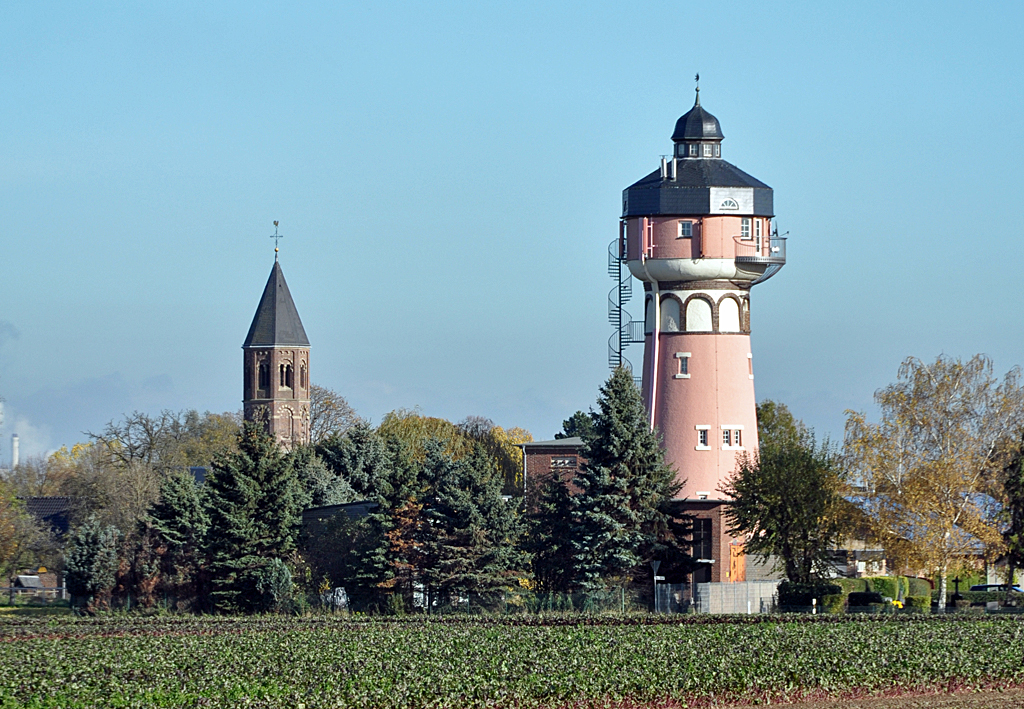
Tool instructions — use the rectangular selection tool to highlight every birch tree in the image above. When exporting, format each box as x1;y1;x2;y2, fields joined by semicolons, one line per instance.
845;355;1024;609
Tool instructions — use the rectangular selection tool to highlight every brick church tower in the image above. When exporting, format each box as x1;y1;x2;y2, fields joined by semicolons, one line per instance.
242;260;311;448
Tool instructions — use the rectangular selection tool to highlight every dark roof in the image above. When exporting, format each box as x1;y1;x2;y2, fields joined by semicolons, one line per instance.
242;261;309;348
22;496;73;536
302;500;379;527
622;160;773;218
672;98;724;142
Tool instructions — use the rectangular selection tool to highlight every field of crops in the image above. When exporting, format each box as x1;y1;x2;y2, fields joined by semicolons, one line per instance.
1;614;1022;708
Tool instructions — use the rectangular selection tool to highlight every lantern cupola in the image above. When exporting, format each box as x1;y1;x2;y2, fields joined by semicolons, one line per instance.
672;88;724;159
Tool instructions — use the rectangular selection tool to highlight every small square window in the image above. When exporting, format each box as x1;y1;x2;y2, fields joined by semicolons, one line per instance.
688;144;698;157
703;143;713;157
722;430;731;446
699;430;708;447
678;222;692;238
741;218;751;239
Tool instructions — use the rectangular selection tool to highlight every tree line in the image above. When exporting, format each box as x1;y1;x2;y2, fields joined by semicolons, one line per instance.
2;369;691;614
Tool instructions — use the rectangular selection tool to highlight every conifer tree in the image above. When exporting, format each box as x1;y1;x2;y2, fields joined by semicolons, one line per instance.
65;516;120;612
526;470;577;593
144;470;209;606
419;440;529;608
569;367;683;590
290;444;355;507
555;410;596;441
204;424;303;613
313;423;419;611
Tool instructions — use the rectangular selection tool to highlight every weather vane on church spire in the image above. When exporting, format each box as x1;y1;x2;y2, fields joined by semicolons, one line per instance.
270;221;283;261
694;73;700;105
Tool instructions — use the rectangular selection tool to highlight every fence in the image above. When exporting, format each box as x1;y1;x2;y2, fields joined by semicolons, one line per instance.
2;586;67;603
695;580;780;614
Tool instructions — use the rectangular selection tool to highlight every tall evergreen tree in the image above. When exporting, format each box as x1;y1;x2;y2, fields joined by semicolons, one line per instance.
290;444;356;507
204;424;303;613
144;470;210;607
555;410;596;441
568;367;683;590
526;470;577;593
313;423;419;611
419;440;529;608
65;516;120;612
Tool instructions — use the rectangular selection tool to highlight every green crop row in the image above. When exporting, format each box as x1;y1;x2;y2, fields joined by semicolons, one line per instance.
1;615;1022;708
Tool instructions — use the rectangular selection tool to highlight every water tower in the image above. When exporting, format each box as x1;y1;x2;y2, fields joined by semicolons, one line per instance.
613;86;786;582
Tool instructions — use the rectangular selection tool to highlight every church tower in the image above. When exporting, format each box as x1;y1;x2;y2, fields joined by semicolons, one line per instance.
242;260;311;448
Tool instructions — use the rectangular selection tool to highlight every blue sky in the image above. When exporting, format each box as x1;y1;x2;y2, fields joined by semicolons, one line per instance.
2;1;1023;460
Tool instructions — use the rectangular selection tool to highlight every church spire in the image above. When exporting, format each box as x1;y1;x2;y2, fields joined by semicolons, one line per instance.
242;261;309;348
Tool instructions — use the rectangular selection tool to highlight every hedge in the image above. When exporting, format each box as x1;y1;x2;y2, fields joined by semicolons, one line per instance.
821;594;845;614
777;581;841;609
907;577;932;597
905;595;930;612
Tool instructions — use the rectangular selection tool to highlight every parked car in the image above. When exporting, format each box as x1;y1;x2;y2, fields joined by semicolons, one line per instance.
969;584;1024;593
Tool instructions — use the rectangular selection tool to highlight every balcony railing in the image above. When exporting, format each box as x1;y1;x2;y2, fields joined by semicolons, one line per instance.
734;236;786;265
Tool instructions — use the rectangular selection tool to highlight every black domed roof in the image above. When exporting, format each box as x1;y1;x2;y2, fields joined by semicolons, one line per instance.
672;94;724;142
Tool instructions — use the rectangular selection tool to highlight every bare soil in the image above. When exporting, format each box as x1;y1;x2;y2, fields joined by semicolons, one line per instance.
720;687;1024;708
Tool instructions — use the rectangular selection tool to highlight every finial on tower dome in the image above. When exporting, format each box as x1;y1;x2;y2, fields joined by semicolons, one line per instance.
270;221;283;261
695;73;700;106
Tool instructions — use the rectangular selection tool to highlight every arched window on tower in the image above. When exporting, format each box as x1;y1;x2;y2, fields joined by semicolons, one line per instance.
300;363;307;390
258;362;270;391
280;364;294;389
719;298;740;332
661;297;680;332
685;298;713;332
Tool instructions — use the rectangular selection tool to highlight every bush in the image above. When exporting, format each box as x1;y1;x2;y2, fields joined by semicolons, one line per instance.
777;581;841;610
253;559;294;614
835;578;866;595
821;594;845;614
907;577;932;598
905;595;930;612
865;577;897;600
847;591;884;609
65;517;121;613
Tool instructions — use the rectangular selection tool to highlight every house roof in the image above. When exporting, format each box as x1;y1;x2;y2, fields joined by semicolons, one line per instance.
22;496;73;535
302;500;379;527
521;437;583;449
15;575;43;588
242;261;309;348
